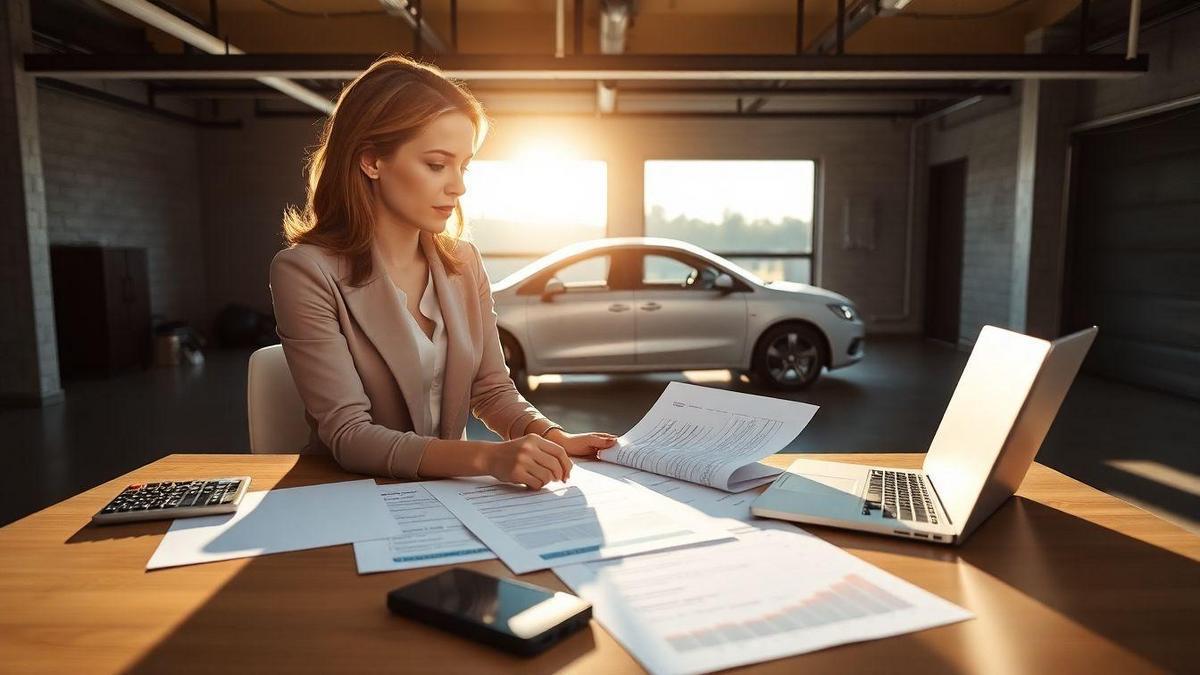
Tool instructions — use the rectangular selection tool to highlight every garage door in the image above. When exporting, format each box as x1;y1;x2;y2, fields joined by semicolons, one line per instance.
1065;105;1200;400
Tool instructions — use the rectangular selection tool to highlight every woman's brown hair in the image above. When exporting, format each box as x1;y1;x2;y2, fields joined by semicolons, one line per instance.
283;54;489;285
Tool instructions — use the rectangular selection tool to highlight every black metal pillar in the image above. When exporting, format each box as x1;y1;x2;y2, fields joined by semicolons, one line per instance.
795;0;805;53
836;0;845;55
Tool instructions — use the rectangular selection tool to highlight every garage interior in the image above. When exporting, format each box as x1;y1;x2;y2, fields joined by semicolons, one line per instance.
1;0;1197;536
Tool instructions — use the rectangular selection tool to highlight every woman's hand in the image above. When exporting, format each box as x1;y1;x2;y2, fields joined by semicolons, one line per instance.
546;429;618;458
487;434;573;489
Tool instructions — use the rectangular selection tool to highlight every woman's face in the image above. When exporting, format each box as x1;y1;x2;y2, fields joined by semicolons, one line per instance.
361;111;475;236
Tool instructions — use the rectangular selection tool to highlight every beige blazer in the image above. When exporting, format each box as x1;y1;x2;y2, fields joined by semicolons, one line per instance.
268;233;552;479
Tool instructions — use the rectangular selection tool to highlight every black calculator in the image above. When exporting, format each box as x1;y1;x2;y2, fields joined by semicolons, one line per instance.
91;477;252;525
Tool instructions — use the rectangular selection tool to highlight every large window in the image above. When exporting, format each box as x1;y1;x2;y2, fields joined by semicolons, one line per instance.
462;159;607;282
644;160;815;283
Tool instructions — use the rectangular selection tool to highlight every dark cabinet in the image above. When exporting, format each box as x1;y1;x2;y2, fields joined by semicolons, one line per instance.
50;245;151;378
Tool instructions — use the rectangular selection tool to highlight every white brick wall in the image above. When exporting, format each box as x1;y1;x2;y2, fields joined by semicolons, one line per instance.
928;104;1021;347
38;88;208;328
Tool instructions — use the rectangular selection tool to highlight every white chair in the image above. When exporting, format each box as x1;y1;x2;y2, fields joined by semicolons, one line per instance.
247;344;311;454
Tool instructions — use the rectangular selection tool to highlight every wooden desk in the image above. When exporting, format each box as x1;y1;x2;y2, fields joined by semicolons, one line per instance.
1;454;1196;674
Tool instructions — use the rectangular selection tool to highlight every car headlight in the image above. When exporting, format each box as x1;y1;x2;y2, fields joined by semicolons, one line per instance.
828;303;858;321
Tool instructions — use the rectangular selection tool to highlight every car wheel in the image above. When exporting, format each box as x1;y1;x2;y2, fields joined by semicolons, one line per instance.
499;332;532;396
753;324;826;390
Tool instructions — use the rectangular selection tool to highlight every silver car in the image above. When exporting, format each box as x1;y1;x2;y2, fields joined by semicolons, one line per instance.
491;238;865;390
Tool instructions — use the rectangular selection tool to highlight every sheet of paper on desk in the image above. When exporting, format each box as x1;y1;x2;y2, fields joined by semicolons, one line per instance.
598;381;819;492
422;464;735;575
353;483;496;574
553;525;973;675
579;459;758;526
146;479;401;570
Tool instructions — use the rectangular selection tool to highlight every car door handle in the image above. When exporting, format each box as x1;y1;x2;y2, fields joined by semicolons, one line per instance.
640;302;662;311
608;304;631;312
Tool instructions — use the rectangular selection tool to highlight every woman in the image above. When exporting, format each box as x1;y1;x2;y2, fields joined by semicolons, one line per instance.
270;55;616;489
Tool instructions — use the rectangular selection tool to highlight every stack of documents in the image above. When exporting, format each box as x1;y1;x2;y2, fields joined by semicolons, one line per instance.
145;383;973;673
422;465;735;574
598;381;819;491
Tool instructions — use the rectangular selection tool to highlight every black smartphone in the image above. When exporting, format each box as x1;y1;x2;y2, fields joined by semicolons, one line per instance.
387;568;592;657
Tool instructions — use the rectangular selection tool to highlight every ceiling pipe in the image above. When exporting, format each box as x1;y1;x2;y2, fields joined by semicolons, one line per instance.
1126;0;1142;60
808;0;878;54
596;0;633;114
556;0;566;58
378;0;449;53
96;0;333;114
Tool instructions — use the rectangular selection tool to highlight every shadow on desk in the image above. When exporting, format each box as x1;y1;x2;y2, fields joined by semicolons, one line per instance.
810;495;1199;673
112;462;600;674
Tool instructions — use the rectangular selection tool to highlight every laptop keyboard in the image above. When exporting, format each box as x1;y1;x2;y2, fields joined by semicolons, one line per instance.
862;470;938;524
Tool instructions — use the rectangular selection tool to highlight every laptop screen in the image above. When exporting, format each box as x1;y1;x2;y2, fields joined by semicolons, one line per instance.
921;326;1052;529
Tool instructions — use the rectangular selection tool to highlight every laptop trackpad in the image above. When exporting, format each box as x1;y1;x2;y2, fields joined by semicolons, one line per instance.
775;472;859;496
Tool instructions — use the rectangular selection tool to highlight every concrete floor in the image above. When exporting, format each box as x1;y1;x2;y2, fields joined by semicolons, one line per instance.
2;338;1196;533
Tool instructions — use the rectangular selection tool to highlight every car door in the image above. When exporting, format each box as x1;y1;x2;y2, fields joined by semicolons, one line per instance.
523;251;637;370
634;250;748;368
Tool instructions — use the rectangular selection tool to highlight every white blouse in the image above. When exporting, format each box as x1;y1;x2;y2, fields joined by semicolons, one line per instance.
396;268;447;435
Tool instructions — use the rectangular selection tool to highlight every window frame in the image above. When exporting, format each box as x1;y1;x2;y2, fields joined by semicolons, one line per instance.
641;159;821;285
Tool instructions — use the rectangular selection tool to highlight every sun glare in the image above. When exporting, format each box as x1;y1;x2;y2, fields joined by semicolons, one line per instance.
462;153;607;255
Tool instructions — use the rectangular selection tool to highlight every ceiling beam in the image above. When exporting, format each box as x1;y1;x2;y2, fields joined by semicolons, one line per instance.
148;83;1011;100
24;53;1149;81
92;0;332;113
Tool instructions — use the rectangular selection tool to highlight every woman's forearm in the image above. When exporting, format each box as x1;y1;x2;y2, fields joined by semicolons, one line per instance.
416;438;493;478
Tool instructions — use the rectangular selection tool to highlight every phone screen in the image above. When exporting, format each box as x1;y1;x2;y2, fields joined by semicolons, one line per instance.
395;569;588;639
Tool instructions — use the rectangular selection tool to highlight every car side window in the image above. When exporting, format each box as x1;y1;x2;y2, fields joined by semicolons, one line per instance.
552;254;611;291
642;254;720;291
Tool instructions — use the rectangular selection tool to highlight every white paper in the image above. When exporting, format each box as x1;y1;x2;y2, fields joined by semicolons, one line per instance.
353;483;496;574
553;526;973;675
598;381;819;492
147;479;401;570
579;459;758;527
421;464;734;574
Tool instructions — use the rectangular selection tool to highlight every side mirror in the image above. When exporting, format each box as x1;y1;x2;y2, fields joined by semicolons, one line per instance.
541;277;565;302
714;273;734;292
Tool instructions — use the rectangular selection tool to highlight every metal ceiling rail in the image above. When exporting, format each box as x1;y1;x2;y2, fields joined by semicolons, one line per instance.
148;84;1011;100
93;0;333;113
24;53;1149;81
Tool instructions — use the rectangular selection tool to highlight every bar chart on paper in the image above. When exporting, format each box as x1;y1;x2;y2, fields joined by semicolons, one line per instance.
665;573;911;653
553;525;972;675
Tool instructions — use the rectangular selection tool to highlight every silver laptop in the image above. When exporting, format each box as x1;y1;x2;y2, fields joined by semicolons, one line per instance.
751;325;1098;545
